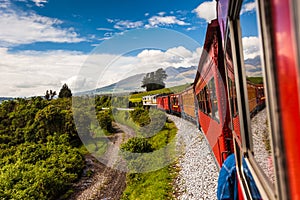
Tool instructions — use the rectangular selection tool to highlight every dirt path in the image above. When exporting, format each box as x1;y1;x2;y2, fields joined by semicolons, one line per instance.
67;122;135;200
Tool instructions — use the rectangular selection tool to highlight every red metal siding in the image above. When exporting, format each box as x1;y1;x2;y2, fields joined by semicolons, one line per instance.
271;0;300;198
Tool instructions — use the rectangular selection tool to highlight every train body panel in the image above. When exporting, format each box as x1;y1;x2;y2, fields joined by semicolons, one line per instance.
141;0;300;198
142;95;158;107
156;95;170;111
194;19;232;167
169;94;181;115
179;86;197;123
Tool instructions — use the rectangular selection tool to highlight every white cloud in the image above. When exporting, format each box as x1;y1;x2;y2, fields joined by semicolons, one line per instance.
96;28;114;31
31;0;48;7
242;36;260;59
0;46;203;97
158;12;166;16
0;48;87;97
245;64;262;77
113;20;144;30
241;2;256;14
146;15;189;28
0;0;10;8
193;1;217;23
0;8;85;46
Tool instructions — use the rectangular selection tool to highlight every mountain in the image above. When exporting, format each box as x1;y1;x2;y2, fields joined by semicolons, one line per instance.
77;66;197;95
245;56;261;66
244;56;262;77
0;97;14;103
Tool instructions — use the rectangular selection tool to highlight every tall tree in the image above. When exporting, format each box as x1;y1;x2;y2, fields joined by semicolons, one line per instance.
58;83;72;98
141;68;167;91
50;90;57;100
45;90;50;100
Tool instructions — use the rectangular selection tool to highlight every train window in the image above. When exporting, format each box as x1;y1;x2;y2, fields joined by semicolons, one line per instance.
207;78;219;122
228;78;238;117
239;0;275;186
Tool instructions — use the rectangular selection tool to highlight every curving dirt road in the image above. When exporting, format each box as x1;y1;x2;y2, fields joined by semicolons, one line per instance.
67;122;135;200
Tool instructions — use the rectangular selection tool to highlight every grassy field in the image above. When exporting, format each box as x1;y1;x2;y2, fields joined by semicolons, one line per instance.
247;77;263;84
120;117;178;200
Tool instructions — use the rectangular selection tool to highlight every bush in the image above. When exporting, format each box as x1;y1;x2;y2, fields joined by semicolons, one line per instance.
120;137;153;153
97;111;113;133
129;108;150;127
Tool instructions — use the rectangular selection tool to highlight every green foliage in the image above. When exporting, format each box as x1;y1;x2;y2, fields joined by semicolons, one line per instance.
121;167;174;200
120;137;153;153
58;83;72;98
141;68;168;91
120;119;177;200
129;107;151;127
95;95;112;110
0;97;85;199
97;110;113;133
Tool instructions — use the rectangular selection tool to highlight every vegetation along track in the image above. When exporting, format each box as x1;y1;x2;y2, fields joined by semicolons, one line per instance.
68;122;135;200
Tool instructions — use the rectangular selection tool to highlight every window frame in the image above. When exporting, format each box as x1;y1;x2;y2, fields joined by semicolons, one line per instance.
226;0;288;199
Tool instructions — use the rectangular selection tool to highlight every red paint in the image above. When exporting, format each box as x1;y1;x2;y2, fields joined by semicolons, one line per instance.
271;0;300;198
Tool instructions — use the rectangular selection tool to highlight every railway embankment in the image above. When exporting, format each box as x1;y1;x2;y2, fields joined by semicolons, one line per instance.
168;114;219;200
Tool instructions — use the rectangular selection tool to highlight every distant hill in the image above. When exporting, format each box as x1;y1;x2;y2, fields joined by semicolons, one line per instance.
77;66;197;95
0;97;14;103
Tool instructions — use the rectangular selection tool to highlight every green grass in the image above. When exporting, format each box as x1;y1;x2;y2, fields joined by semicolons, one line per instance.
121;167;175;200
247;77;263;84
120;119;178;200
113;110;140;133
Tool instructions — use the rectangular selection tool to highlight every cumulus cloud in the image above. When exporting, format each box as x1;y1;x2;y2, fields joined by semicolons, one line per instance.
193;1;217;23
0;45;203;97
145;15;189;28
0;6;85;46
0;48;87;97
241;2;256;14
242;36;260;59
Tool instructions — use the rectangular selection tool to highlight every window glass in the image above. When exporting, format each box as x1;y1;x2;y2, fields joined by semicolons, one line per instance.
240;0;275;185
208;78;219;122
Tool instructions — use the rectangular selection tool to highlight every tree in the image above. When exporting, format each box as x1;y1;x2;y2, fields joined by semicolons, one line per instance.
49;90;56;100
45;90;50;100
58;83;72;98
45;90;57;100
141;68;167;91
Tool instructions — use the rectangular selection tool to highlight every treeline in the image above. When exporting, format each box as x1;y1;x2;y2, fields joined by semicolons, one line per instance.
0;97;84;200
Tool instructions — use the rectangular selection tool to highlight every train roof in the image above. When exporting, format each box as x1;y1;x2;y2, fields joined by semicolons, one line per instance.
193;19;220;87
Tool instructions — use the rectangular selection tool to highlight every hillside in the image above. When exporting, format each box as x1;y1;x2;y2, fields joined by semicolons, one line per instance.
77;66;197;95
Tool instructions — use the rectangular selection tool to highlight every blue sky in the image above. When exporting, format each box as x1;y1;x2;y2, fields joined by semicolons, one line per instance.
0;0;259;97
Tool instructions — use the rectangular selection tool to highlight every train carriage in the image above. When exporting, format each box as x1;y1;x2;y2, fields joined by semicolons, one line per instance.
156;95;170;111
194;19;233;166
169;93;181;116
217;0;300;199
179;85;197;124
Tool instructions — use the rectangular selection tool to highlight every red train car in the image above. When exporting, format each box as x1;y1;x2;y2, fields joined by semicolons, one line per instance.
169;93;181;116
194;19;233;166
217;0;300;199
156;95;170;112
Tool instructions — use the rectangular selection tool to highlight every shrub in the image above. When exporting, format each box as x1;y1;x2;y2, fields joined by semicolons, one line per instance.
120;137;153;153
97;111;113;133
